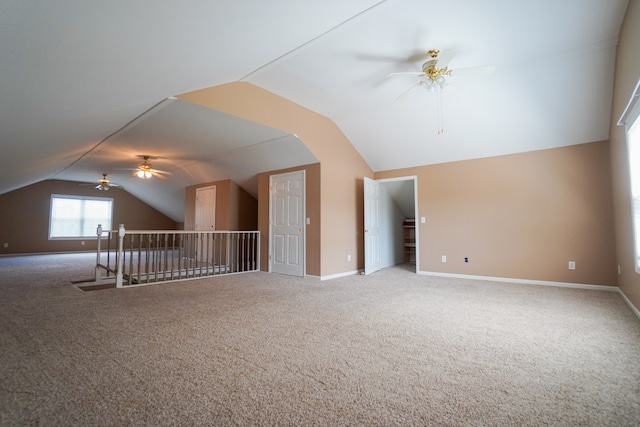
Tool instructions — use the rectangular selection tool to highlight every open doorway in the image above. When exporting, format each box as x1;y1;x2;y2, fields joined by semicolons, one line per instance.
364;176;418;274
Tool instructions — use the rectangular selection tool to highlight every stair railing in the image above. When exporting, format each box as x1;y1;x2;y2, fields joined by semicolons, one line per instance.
94;224;260;288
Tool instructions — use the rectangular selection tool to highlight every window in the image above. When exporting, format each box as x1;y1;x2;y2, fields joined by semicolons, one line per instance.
628;116;640;272
49;195;113;239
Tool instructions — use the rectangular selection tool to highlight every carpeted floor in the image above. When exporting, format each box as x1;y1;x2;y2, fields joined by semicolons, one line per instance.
1;253;639;426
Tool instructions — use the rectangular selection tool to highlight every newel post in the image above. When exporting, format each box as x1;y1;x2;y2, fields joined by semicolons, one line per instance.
95;224;103;282
116;224;125;288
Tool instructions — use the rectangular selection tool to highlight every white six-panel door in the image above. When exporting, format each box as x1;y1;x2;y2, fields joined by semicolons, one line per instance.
270;171;305;276
195;186;216;231
195;186;216;263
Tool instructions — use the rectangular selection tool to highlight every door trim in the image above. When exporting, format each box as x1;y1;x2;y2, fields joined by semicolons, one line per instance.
374;176;419;273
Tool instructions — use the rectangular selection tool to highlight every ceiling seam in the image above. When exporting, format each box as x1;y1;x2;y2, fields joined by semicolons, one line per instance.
239;0;390;82
48;98;175;180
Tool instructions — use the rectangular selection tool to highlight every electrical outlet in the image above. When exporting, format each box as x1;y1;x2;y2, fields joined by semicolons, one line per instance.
81;241;85;246
441;255;447;263
347;254;351;262
568;261;576;270
464;257;469;263
3;243;7;248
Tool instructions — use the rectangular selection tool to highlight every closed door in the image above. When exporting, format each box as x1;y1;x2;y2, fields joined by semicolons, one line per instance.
195;186;216;231
270;171;304;276
195;186;216;264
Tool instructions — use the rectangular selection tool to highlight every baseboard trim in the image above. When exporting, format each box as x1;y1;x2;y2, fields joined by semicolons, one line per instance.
418;270;618;292
0;250;95;258
419;270;640;320
618;288;640;320
320;270;360;281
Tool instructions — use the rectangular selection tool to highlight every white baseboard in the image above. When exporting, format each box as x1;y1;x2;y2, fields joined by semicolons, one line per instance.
319;270;361;281
310;268;640;319
0;250;95;258
418;270;618;292
419;270;640;320
618;288;640;320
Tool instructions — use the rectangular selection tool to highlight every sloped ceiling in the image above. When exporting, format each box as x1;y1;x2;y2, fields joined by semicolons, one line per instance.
55;98;318;221
0;0;629;222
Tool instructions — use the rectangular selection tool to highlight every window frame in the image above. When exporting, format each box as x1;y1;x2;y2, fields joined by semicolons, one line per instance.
624;99;640;274
48;194;114;240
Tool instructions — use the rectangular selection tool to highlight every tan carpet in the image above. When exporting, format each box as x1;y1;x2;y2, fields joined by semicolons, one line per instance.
1;253;639;426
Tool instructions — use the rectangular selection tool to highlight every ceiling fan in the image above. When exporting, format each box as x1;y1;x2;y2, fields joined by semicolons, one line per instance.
81;173;119;191
131;155;171;180
387;49;495;100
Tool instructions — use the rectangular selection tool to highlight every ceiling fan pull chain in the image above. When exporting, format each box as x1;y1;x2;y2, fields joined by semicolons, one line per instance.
437;87;444;135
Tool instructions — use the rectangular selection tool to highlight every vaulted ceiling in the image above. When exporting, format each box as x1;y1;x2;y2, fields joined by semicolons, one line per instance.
0;0;628;221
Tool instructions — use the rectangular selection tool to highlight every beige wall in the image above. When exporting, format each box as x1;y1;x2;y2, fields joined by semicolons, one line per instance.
376;141;617;285
610;0;640;308
229;181;259;231
179;83;373;277
184;179;257;231
179;82;621;286
0;179;177;255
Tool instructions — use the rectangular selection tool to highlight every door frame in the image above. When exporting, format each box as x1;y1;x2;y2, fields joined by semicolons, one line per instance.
367;176;419;273
268;170;306;276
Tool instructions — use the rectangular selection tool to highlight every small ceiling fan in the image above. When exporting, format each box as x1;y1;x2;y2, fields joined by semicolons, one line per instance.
129;155;171;179
387;49;495;99
81;173;119;191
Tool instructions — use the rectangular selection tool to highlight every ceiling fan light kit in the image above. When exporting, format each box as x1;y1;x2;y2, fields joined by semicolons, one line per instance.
421;49;452;91
94;173;118;190
388;48;494;135
136;167;153;179
133;155;170;180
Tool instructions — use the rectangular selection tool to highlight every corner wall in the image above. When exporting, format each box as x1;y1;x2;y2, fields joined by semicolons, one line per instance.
376;141;617;286
184;179;258;231
0;179;177;255
610;0;640;309
179;83;373;277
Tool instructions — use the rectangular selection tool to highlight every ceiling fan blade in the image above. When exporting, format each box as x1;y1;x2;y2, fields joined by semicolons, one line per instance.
150;168;171;175
450;65;496;76
387;72;424;77
436;49;456;67
397;82;424;101
151;171;167;179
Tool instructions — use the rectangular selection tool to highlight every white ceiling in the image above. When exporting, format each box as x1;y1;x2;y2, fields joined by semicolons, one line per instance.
0;0;628;222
